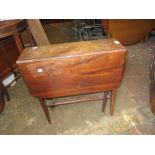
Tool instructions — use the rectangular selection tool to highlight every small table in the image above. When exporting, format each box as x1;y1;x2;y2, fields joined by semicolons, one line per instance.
17;39;126;124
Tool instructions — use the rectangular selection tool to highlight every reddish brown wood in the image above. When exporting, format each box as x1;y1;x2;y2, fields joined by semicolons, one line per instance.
0;99;4;113
0;80;10;113
0;37;19;79
110;88;117;115
0;80;10;101
25;27;35;47
150;81;155;115
0;19;27;54
0;93;5;113
150;60;155;115
40;92;108;123
13;31;24;53
0;43;18;77
0;20;26;39
102;91;108;113
0;19;34;80
39;98;52;124
0;19;35;105
47;95;105;107
17;39;126;123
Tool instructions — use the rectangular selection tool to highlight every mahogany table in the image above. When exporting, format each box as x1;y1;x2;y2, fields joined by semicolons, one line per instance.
17;39;126;124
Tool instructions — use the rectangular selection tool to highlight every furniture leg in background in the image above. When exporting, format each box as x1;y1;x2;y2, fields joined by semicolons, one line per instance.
0;79;10;101
0;80;10;113
0;20;35;103
0;91;5;113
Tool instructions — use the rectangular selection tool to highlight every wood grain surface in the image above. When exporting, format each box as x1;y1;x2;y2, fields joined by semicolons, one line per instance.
17;39;126;98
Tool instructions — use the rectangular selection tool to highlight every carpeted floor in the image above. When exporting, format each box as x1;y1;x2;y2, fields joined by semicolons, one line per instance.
0;22;155;134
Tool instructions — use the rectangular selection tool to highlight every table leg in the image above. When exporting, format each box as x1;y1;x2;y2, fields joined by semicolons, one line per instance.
0;93;5;113
102;91;108;113
110;88;117;115
0;81;10;101
13;31;24;53
38;98;51;124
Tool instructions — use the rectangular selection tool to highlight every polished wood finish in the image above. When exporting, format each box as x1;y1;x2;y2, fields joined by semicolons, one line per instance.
110;88;117;115
101;19;155;45
17;39;126;123
0;19;34;108
0;37;19;79
27;19;50;46
0;20;26;39
0;19;34;79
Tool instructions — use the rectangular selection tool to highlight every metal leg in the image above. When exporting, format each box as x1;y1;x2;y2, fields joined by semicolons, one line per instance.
39;98;51;124
110;88;117;115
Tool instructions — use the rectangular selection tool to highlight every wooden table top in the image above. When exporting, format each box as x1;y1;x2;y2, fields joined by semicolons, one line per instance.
17;38;126;63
